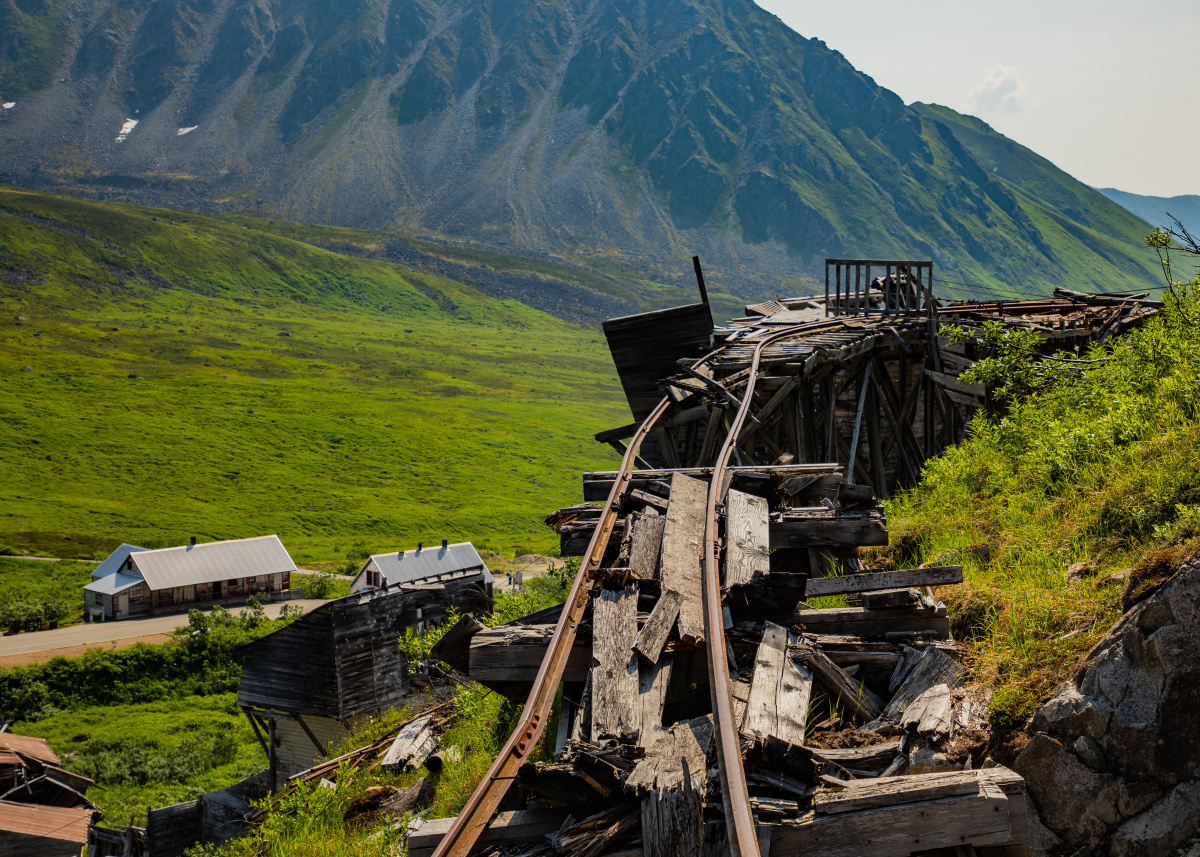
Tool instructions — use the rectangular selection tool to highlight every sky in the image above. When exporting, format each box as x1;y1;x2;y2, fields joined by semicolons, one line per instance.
756;0;1200;198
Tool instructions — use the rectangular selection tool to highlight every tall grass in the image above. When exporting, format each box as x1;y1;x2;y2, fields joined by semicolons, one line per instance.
867;281;1200;726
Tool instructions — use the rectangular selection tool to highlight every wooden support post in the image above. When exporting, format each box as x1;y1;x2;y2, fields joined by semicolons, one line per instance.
243;707;270;761
293;712;326;756
696;406;724;467
867;372;888;500
846;360;872;484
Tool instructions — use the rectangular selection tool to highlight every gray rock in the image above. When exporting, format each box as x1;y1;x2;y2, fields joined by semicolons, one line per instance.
1074;735;1106;771
1014;733;1114;849
1110;779;1200;857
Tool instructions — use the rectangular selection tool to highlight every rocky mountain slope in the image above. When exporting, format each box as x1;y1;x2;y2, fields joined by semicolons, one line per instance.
0;0;1161;304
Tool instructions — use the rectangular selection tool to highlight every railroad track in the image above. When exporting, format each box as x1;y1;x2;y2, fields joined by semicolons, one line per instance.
433;324;825;857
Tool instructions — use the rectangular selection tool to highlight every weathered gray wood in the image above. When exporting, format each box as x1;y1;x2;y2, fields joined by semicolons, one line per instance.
769;780;1012;857
794;644;883;723
637;655;673;749
724;489;771;589
550;804;641;857
900;683;955;739
381;716;435;772
789;606;950;639
888;645;923;693
742;622;813;744
626;715;714;793
816;770;990;815
628;513;667;578
811;741;902;775
861;588;922;610
659;473;708;644
591;584;641;740
427;613;485;674
641;758;704;857
805;567;963;597
582;464;842;501
633;589;681;664
882;646;968;721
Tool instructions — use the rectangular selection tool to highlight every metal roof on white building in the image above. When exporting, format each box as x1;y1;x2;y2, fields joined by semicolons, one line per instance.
83;572;144;596
357;542;490;589
90;543;147;579
129;534;296;590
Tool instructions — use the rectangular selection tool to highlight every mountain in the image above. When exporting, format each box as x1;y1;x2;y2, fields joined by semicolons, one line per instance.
0;0;1162;304
0;186;625;558
1096;188;1200;241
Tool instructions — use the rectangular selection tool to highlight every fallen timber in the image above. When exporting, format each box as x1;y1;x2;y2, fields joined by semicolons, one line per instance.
424;262;1154;857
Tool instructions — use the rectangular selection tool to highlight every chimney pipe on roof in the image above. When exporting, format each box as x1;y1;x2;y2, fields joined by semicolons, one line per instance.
190;536;197;547
442;539;448;550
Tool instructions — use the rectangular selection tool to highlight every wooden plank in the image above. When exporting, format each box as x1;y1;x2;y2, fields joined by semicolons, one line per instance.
742;622;813;745
591;584;641;740
816;770;990;815
633;589;681;664
805;567;963;597
724;489;771;588
899;683;954;739
637;655;673;749
794;645;883;723
881;646;968;721
582;464;842;501
627;513;666;578
381;716;435;772
811;741;902;775
770;782;1011;857
626;715;714;793
659;473;708;644
769;512;888;549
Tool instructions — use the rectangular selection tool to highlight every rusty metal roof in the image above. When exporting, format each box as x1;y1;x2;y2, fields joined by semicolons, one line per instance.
130;534;296;590
0;733;59;767
0;800;92;841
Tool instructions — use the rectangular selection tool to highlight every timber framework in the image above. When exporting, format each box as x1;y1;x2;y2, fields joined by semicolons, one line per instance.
417;259;1156;857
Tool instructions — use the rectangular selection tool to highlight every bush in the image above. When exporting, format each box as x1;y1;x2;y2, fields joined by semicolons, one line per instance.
66;732;242;786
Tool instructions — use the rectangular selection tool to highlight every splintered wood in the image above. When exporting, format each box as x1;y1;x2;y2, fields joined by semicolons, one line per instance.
742;622;812;744
724;489;770;587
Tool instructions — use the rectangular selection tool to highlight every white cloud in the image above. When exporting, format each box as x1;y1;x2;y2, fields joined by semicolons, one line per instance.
964;65;1033;119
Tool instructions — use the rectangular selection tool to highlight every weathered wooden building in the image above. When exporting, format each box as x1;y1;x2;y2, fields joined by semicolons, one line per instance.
83;534;298;619
0;800;96;857
236;578;490;788
349;540;492;593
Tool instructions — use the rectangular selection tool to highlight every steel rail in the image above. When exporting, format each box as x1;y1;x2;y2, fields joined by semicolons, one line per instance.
702;322;825;857
431;347;724;857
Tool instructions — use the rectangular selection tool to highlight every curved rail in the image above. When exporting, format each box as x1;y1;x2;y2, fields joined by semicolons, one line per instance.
702;322;823;857
431;348;723;857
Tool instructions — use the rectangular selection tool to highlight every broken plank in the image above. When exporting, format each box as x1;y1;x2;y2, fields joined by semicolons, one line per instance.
381;716;435;772
659;473;708;644
815;770;991;815
633;589;681;664
789;606;950;640
770;781;1011;857
592;584;641;740
881;646;968;721
810;741;902;775
804;567;963;597
742;621;813;745
900;683;955;740
794;645;883;723
626;715;714;793
724;489;771;588
642;759;704;857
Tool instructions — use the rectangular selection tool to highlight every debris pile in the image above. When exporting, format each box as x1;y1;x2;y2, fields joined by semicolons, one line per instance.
423;465;1030;856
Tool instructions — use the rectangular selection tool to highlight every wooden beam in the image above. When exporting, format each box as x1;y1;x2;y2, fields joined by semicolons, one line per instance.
633;589;681;664
846;360;873;483
293;713;327;756
659;473;708;644
794;644;883;723
805;566;963;597
242;707;270;760
723;489;770;589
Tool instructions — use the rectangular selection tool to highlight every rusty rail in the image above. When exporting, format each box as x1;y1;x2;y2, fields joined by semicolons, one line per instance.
430;348;723;857
702;322;824;857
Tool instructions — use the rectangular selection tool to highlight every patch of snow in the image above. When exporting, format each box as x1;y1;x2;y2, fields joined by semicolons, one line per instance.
2;103;14;109
176;126;198;136
115;118;138;143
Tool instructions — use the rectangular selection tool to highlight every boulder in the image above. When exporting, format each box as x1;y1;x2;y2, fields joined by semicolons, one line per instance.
1017;549;1200;854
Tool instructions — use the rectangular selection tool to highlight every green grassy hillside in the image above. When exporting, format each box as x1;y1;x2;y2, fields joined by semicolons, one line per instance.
866;275;1200;735
0;186;626;562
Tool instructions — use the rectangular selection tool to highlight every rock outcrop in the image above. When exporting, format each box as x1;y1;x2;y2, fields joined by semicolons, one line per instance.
1015;549;1200;856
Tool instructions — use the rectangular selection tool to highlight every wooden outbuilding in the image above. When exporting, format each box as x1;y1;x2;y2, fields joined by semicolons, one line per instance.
350;540;492;594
